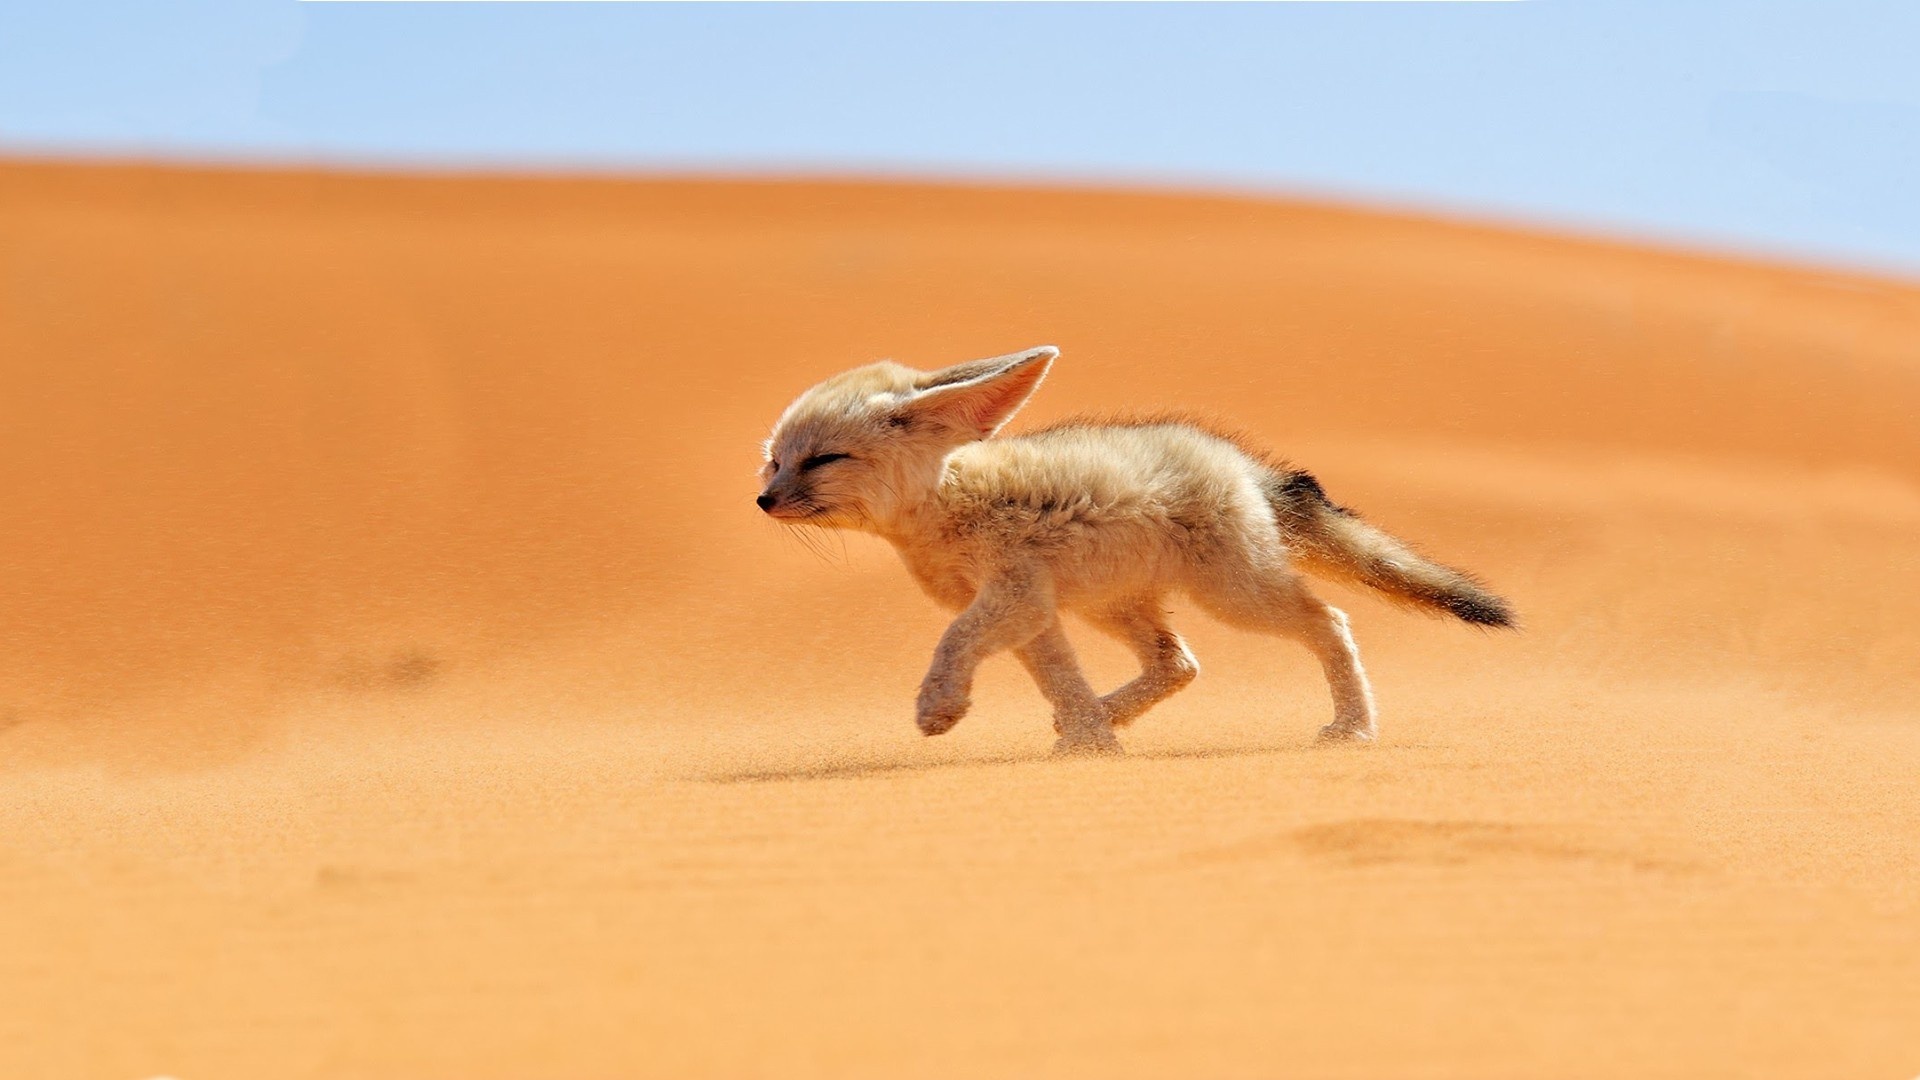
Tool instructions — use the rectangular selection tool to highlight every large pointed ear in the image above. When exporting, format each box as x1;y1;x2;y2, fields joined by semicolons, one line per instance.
901;345;1057;439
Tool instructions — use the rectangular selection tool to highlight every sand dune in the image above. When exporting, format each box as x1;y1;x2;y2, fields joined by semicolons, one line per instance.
2;160;1917;1078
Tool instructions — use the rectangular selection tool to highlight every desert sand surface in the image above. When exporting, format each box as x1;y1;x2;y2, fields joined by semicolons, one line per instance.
2;159;1918;1080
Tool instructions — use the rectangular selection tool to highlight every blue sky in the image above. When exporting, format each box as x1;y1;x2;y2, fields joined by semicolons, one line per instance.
5;1;1918;274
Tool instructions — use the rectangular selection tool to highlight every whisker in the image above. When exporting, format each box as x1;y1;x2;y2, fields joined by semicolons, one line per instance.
766;513;823;562
800;523;843;565
785;521;822;561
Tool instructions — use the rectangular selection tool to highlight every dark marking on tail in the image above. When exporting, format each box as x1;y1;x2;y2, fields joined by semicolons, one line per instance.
1272;468;1332;506
1434;590;1514;627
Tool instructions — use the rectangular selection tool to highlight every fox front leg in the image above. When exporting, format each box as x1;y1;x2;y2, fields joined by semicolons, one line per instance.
1015;623;1121;755
915;568;1055;736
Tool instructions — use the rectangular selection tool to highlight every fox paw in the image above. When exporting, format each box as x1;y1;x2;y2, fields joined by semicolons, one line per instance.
1315;723;1376;745
916;691;970;736
1052;727;1122;757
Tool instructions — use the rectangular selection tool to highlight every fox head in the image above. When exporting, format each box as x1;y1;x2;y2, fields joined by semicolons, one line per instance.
758;345;1057;530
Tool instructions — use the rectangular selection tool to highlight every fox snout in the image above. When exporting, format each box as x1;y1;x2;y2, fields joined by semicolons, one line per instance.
756;480;815;520
756;487;790;515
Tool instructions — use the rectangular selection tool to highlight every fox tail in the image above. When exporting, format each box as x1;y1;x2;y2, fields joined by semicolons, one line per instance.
1263;469;1515;628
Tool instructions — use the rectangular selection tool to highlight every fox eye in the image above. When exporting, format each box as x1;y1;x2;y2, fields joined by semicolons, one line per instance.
801;452;852;470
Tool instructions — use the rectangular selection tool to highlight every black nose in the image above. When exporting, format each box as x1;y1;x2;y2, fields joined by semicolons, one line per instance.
756;493;776;511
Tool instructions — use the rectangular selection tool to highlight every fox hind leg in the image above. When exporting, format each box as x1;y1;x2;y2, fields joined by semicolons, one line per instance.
1195;567;1378;743
1085;600;1198;728
1298;599;1378;743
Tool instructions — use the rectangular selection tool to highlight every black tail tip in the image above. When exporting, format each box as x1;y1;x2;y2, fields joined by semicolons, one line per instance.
1444;593;1516;628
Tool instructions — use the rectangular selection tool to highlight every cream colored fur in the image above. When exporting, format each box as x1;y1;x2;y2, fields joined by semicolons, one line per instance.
758;346;1510;753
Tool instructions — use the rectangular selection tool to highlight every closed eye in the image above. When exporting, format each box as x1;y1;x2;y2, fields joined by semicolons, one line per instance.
801;452;852;470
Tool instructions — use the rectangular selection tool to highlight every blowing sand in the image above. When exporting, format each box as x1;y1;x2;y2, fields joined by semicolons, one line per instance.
2;160;1917;1079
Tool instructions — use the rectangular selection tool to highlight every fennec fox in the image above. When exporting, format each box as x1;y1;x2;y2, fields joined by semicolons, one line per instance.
758;346;1512;754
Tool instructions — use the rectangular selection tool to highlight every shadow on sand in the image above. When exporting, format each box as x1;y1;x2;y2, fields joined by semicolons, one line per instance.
698;741;1307;784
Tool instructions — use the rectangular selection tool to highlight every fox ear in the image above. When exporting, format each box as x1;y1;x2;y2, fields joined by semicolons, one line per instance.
903;345;1057;439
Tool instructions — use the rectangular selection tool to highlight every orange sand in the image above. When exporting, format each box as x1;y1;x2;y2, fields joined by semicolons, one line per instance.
2;160;1917;1079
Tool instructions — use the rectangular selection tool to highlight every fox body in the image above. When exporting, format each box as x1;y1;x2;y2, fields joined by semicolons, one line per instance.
758;346;1512;753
